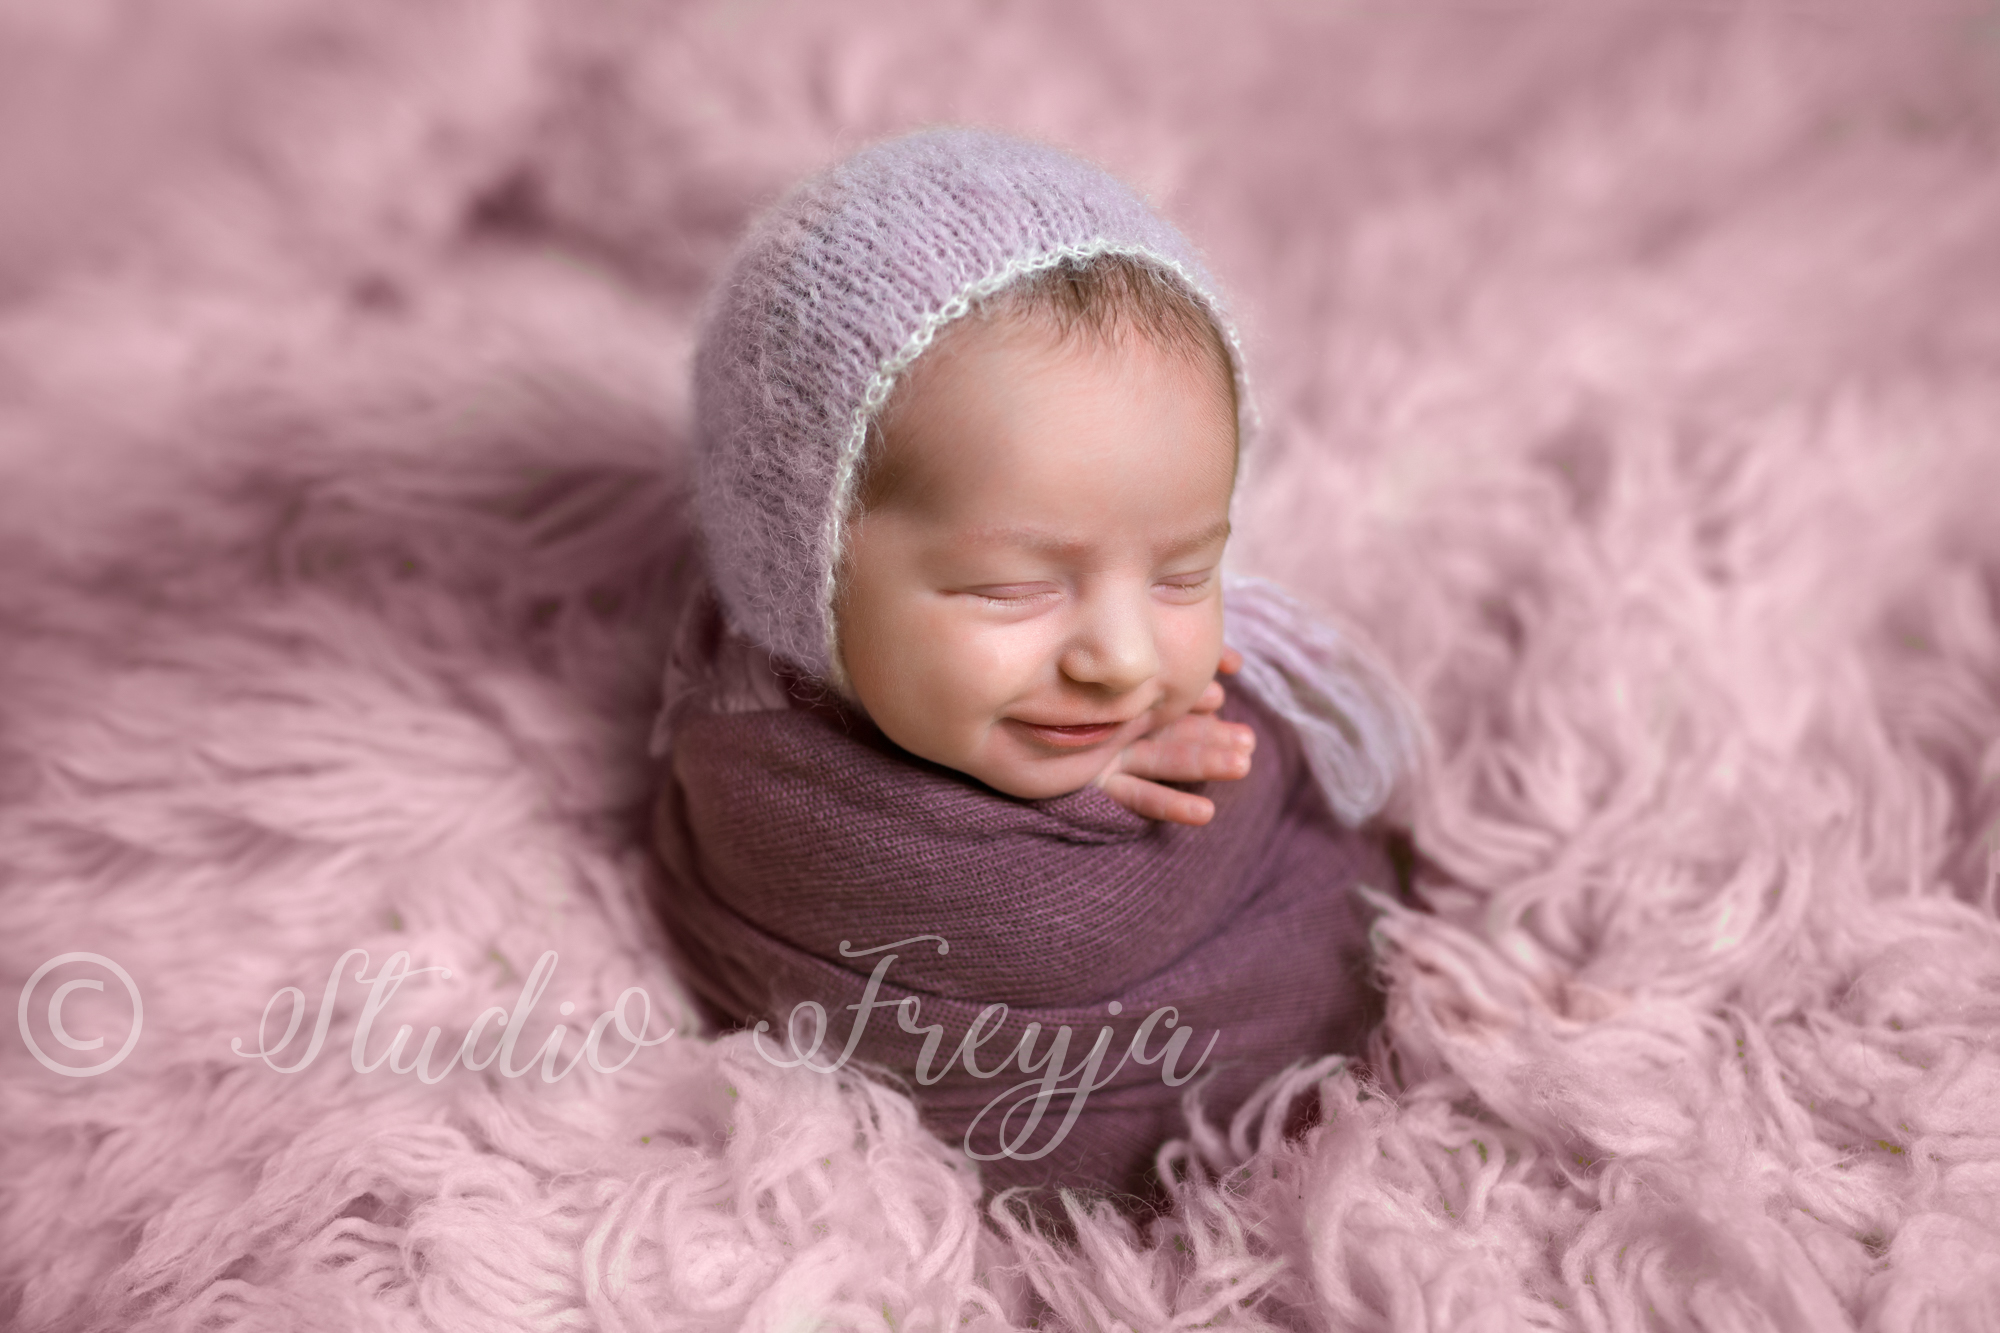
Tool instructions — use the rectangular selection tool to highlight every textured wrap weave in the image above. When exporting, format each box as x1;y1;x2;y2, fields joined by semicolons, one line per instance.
650;588;1399;1210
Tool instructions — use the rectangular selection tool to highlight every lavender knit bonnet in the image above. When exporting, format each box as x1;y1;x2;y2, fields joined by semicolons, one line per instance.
677;125;1421;827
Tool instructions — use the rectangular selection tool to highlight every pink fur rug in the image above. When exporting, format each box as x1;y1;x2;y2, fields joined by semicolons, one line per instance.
5;2;2000;1329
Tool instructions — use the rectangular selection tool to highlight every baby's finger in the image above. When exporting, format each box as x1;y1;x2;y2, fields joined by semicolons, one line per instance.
1152;713;1255;753
1098;770;1216;826
1119;725;1255;782
1218;646;1243;675
1189;680;1226;714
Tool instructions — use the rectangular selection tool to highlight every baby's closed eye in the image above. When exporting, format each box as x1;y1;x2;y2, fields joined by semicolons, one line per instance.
960;573;1217;606
964;583;1062;607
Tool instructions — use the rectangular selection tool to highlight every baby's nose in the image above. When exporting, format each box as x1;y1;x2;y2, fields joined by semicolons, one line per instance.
1059;591;1160;693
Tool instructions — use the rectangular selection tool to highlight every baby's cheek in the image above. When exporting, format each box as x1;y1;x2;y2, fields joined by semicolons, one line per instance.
935;611;1043;713
1162;603;1226;701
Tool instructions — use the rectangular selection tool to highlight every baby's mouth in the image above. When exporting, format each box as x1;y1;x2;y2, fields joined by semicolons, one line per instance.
1007;718;1127;750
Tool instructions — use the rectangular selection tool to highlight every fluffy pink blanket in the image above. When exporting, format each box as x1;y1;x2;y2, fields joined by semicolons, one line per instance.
651;588;1392;1213
4;4;1999;1330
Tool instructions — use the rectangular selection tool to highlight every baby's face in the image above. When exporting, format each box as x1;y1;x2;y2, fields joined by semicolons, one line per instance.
833;316;1236;800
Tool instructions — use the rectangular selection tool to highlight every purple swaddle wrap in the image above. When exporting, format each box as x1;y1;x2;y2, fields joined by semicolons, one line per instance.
651;587;1400;1210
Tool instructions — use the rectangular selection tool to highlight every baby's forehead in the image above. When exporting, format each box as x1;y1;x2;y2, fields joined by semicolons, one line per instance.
861;317;1236;522
856;257;1239;518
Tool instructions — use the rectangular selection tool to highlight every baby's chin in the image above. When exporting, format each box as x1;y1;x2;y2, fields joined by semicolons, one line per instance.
967;763;1102;802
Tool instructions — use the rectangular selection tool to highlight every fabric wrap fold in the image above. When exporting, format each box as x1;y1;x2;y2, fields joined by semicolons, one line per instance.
650;587;1401;1212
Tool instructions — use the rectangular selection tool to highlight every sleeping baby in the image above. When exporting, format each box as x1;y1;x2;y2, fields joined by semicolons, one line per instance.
649;127;1422;1221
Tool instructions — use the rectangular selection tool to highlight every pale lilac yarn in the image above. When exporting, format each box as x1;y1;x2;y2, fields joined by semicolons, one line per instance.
687;125;1420;825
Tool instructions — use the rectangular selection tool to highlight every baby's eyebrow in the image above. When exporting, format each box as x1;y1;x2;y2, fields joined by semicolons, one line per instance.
960;518;1231;558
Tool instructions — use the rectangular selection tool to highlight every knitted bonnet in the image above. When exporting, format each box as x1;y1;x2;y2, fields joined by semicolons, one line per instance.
681;125;1420;827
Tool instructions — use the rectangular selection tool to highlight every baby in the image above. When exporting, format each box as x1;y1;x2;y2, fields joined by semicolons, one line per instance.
650;128;1420;1221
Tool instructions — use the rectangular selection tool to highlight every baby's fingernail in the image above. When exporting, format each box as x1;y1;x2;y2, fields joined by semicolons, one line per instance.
1234;729;1255;750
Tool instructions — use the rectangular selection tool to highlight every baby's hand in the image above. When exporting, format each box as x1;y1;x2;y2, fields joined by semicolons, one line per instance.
1092;647;1255;826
